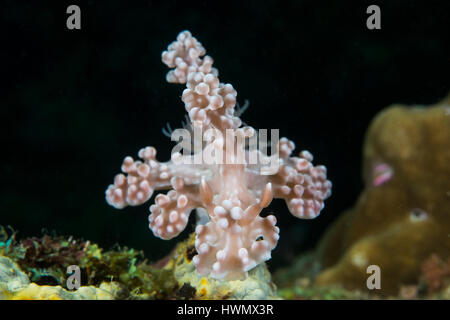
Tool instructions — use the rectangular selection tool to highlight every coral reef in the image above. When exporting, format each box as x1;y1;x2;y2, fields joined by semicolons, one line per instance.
420;254;450;295
0;226;278;299
105;30;331;280
0;226;173;299
313;97;450;295
0;255;119;300
0;255;30;299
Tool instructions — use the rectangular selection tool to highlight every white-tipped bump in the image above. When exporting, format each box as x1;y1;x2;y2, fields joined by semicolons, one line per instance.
199;243;209;254
139;146;156;160
127;175;138;185
169;210;179;223
221;200;232;210
154;215;163;227
114;189;123;197
216;250;226;260
238;248;248;258
195;82;209;95
195;225;204;234
156;194;169;206
290;198;304;207
159;172;169;179
231;224;242;233
170;176;184;190
295;207;304;217
205;234;216;243
177;195;188;208
214;206;227;216
114;174;126;186
300;150;313;161
171;152;182;164
137;164;150;177
140;179;150;190
267;215;277;225
149;204;160;214
294;185;304;197
129;184;137;193
212;262;221;272
281;186;291;195
218;218;229;229
230;207;243;220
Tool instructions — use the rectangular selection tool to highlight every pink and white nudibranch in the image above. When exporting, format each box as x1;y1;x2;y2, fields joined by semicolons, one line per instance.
106;31;332;280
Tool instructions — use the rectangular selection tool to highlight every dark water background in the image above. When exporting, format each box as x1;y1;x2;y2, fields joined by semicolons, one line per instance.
2;0;449;271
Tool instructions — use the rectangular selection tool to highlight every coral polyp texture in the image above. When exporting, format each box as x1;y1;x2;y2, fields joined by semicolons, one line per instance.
314;96;450;295
105;31;332;280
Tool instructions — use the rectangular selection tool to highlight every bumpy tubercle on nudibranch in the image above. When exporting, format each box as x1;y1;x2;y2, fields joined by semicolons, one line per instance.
105;30;332;280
